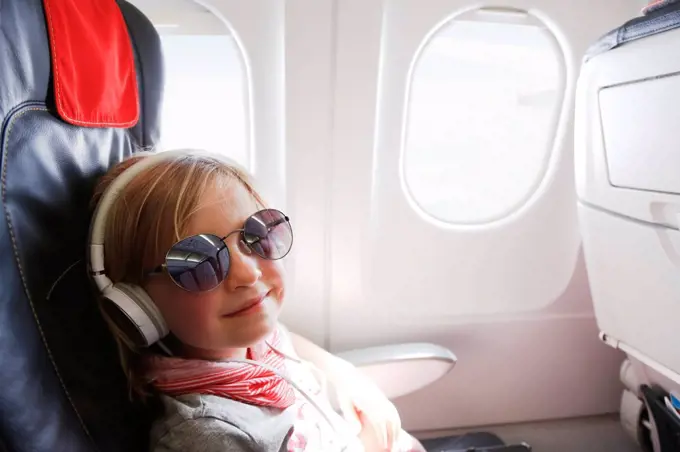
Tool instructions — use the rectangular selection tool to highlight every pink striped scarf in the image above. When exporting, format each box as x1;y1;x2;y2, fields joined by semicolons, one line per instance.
144;330;296;409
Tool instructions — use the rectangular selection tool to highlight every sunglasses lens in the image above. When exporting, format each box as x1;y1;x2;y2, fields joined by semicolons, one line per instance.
165;234;229;291
243;209;292;259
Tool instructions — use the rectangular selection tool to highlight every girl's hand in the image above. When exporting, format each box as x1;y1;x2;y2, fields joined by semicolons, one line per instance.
333;363;402;451
355;408;394;452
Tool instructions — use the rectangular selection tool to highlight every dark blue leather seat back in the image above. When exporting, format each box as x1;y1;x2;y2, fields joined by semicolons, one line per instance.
586;0;680;61
0;1;163;450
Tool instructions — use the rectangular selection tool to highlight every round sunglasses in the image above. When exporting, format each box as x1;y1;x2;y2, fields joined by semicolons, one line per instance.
146;209;292;292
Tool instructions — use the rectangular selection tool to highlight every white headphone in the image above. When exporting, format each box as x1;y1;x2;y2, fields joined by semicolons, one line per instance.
88;149;250;347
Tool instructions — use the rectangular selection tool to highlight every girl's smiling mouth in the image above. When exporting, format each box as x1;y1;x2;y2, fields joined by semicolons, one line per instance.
223;292;269;317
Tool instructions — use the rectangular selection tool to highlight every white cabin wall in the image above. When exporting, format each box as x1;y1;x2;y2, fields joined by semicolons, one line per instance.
320;0;643;430
281;0;336;346
279;0;645;430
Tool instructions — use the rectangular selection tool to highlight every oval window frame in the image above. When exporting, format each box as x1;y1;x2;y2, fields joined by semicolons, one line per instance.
398;7;568;228
144;0;254;169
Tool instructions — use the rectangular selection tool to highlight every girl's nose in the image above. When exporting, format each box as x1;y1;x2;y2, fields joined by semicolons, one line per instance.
224;240;262;290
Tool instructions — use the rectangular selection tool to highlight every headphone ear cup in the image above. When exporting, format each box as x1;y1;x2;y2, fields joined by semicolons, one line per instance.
101;283;169;347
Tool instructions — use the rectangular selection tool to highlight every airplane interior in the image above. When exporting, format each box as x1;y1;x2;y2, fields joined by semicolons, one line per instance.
1;0;679;451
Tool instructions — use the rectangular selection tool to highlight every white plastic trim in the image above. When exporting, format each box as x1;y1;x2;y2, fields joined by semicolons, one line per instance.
336;343;456;400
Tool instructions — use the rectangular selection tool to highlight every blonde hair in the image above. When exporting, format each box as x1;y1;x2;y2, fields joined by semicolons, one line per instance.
90;151;264;398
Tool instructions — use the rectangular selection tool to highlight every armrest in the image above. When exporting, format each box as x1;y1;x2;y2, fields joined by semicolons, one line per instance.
336;343;456;400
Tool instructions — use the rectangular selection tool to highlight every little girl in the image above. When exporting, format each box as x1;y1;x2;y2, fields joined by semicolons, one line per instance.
89;149;427;452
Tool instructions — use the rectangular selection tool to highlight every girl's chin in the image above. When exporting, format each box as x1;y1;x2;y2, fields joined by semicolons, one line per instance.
220;318;279;348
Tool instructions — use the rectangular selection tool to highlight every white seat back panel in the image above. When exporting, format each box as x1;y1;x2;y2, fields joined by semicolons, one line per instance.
576;27;680;229
579;204;680;380
600;72;680;195
576;26;680;383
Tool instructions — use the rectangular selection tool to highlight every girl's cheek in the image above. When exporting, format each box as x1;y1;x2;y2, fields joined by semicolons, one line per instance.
150;284;213;323
265;260;286;285
174;292;222;318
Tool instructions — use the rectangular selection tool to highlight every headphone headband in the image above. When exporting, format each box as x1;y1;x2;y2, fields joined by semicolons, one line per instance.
90;150;187;259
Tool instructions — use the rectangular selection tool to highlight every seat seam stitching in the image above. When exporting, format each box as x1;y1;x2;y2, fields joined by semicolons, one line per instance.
1;106;98;450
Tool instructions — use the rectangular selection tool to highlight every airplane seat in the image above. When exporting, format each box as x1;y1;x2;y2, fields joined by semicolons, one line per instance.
0;0;163;451
576;1;680;450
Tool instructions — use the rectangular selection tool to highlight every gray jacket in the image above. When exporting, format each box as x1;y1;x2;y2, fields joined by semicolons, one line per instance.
149;393;296;451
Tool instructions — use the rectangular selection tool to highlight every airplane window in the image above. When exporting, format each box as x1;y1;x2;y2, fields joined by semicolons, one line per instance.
402;10;564;225
128;0;250;167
